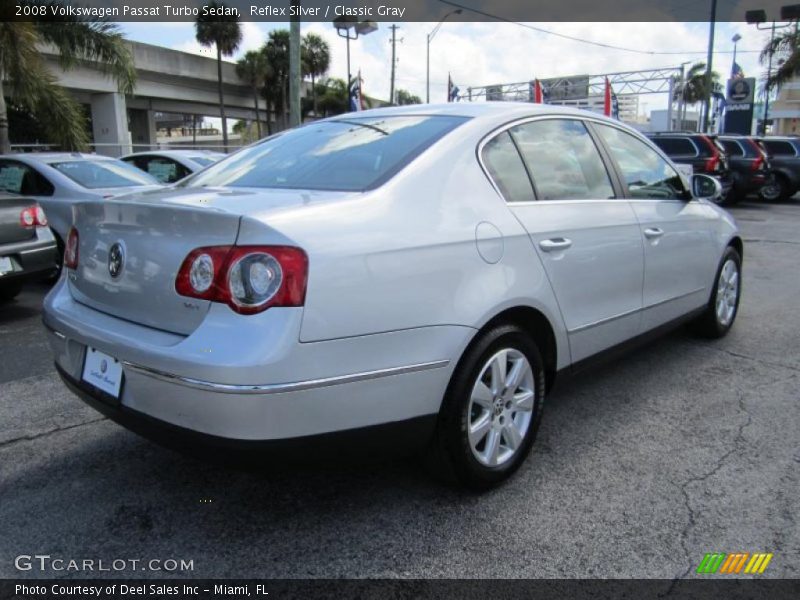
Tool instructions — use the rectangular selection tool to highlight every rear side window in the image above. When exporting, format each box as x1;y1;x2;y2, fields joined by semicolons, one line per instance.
125;156;191;184
0;160;54;196
720;140;744;157
650;137;696;156
763;140;796;156
509;119;615;201
185;115;468;192
481;131;534;203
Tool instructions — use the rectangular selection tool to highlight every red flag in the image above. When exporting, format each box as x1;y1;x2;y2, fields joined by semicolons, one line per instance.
603;77;612;117
534;79;543;104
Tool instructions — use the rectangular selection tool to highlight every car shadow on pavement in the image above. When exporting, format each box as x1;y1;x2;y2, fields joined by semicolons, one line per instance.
0;331;764;577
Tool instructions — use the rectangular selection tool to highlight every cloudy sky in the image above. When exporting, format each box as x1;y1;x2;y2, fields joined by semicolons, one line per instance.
119;20;772;119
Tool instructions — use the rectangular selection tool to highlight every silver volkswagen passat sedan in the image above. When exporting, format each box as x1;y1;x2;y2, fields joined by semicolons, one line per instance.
43;104;742;488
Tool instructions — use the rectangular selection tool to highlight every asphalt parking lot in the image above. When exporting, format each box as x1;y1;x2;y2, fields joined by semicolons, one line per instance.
1;199;798;580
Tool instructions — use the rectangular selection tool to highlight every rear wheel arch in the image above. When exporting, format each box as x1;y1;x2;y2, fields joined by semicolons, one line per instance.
728;236;743;261
463;306;558;394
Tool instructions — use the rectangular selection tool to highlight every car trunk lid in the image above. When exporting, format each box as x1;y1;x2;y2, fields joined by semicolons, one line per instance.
68;194;244;335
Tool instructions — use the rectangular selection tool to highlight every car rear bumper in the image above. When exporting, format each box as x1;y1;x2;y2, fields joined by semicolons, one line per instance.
43;276;470;442
55;362;438;459
0;227;58;281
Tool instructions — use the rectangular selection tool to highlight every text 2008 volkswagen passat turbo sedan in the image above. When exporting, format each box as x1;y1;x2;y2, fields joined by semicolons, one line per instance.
43;104;742;488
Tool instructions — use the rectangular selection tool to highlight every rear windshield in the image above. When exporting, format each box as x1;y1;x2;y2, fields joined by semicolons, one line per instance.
183;115;469;192
51;160;159;189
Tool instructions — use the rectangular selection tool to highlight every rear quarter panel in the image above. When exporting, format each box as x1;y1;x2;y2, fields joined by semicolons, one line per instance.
251;118;569;369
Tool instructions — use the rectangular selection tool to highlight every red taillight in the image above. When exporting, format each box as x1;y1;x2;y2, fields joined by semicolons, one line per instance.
20;205;48;228
175;245;308;315
700;136;721;172
64;227;79;269
751;154;764;171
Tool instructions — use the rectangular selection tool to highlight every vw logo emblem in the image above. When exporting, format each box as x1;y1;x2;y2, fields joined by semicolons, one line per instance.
108;242;125;279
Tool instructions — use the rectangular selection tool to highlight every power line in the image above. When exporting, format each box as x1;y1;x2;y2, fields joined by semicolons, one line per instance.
436;0;763;55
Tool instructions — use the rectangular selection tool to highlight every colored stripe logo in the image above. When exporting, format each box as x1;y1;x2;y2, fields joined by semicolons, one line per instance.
697;552;773;574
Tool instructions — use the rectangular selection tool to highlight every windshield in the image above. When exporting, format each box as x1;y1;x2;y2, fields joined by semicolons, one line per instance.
51;160;160;189
183;115;468;192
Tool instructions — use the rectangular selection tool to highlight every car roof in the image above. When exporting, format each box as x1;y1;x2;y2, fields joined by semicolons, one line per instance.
121;150;225;159
325;102;626;128
1;152;116;164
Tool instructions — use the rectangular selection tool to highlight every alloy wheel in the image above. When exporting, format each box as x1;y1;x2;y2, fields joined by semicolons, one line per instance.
716;259;739;326
467;348;535;467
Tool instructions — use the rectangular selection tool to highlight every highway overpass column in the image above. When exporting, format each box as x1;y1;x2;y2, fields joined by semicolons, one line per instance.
128;108;157;152
90;92;131;157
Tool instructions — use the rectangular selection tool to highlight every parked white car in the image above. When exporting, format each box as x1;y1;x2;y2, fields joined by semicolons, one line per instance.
120;150;226;183
43;104;742;488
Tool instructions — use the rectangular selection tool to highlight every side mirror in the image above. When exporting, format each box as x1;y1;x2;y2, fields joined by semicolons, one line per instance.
692;174;722;201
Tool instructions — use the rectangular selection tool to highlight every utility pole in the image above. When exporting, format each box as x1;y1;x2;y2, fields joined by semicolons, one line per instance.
389;25;399;105
702;0;718;133
289;0;301;128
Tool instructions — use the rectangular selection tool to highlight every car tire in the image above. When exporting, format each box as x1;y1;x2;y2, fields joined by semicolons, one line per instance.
0;281;23;303
760;175;790;202
430;324;545;490
691;246;742;339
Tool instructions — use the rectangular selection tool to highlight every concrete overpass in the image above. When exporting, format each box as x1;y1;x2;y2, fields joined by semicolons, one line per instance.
41;40;273;155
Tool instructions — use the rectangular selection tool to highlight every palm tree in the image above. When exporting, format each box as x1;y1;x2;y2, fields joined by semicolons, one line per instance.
760;29;800;93
264;30;290;130
195;1;242;150
301;33;331;117
0;14;135;153
673;62;720;130
236;50;269;138
396;89;422;105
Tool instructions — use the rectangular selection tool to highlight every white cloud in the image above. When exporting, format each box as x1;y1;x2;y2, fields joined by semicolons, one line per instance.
161;21;773;114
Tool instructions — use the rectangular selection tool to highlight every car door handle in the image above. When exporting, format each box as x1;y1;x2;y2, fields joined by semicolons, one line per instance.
644;227;665;239
539;237;573;252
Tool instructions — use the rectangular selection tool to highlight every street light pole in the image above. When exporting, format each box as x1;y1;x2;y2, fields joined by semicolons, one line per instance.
333;17;377;94
702;0;718;133
426;9;461;103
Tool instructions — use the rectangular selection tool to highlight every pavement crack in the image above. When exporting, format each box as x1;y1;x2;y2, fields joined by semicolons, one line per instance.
686;341;800;374
671;386;753;580
0;417;107;449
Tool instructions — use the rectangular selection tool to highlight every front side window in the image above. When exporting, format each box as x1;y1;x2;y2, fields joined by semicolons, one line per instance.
595;124;686;200
481;131;534;203
509;119;615;201
184;115;468;192
50;160;159;189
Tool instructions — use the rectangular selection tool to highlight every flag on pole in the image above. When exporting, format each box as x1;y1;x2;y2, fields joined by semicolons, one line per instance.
731;62;745;79
448;73;459;102
603;77;612;117
349;72;361;112
531;79;544;104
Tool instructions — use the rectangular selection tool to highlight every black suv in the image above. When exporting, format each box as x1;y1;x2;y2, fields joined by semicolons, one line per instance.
758;136;800;201
718;135;771;202
646;132;734;204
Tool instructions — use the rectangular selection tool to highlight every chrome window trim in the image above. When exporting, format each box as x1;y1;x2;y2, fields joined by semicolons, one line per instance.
477;114;678;204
